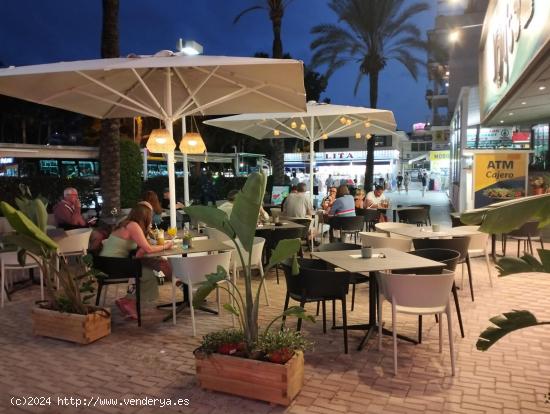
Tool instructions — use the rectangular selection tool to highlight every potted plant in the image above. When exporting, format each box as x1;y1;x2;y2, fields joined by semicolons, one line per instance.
0;200;110;344
460;194;550;351
185;172;313;406
529;176;546;195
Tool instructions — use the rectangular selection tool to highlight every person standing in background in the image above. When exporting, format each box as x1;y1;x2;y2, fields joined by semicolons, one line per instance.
396;173;403;193
403;172;410;194
421;172;428;197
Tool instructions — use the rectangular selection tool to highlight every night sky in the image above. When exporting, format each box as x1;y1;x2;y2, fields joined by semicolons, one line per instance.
0;0;453;131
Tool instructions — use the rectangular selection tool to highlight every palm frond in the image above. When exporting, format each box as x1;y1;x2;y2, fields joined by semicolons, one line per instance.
233;5;264;24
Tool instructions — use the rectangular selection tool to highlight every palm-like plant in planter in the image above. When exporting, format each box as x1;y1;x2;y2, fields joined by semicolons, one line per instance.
184;172;313;405
460;194;550;351
0;200;109;344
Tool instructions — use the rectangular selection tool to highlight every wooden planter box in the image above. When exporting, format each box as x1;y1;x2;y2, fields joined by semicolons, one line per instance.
195;351;304;406
32;307;111;344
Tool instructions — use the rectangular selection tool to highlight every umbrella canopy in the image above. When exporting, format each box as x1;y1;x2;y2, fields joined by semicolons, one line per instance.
204;102;397;200
0;51;307;225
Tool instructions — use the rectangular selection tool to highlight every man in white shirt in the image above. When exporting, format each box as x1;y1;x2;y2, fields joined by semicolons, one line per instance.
290;172;300;186
365;185;387;209
282;183;313;218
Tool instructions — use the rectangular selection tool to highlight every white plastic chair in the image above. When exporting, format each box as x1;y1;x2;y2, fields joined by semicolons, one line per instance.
456;226;493;287
168;251;232;336
223;237;269;305
377;270;456;376
56;228;92;260
1;251;43;308
359;232;412;252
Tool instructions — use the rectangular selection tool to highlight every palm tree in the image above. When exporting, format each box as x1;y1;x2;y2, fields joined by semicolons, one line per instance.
100;0;121;215
234;0;294;185
310;0;429;190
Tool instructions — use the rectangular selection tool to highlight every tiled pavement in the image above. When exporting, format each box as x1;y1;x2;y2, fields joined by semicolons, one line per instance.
1;191;550;413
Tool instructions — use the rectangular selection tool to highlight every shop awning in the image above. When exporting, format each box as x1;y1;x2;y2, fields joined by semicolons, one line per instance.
408;153;429;164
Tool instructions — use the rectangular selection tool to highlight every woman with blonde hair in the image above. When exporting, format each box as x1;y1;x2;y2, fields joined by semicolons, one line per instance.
354;189;366;209
100;201;173;319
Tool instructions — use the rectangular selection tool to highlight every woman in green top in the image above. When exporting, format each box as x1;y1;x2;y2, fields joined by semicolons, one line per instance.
100;201;174;319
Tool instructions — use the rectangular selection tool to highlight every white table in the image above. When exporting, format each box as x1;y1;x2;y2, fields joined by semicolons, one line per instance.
312;247;444;350
386;225;482;240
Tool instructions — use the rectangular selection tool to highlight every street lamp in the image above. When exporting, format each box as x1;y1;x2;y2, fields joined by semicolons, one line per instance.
448;23;483;43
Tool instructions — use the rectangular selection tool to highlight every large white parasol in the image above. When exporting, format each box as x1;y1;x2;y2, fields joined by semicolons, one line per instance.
0;51;306;226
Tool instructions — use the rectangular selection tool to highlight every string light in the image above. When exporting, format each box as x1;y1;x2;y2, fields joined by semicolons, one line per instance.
300;123;306;130
273;129;280;136
290;121;297;129
355;132;361;139
366;133;372;140
322;132;328;140
346;119;352;126
364;121;371;128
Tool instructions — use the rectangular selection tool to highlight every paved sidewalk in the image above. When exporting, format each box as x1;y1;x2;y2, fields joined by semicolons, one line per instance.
1;252;550;413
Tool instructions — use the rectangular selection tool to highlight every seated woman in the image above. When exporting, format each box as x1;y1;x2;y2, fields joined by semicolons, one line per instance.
354;189;366;209
143;191;164;229
100;201;173;320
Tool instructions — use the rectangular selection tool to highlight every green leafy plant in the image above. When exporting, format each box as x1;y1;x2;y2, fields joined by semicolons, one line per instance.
120;138;143;208
257;329;313;364
460;194;550;351
186;172;313;358
0;201;105;316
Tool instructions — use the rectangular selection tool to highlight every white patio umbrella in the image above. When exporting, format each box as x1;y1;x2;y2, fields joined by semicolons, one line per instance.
0;51;306;226
204;101;397;201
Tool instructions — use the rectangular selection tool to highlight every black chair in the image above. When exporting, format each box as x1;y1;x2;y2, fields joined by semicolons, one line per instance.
317;242;369;312
92;255;143;326
393;248;464;342
282;259;351;353
355;208;380;232
413;237;474;301
502;221;545;257
409;204;432;225
268;227;305;284
328;216;365;243
284;217;313;252
398;208;429;226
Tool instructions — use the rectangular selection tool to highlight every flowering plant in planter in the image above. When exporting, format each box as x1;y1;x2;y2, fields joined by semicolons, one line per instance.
185;172;313;357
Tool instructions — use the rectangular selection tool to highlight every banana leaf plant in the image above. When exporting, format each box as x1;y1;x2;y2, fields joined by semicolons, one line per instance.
184;172;312;347
0;201;102;315
459;194;550;351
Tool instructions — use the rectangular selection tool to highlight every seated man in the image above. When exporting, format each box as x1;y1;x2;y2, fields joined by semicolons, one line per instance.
53;187;89;230
365;185;388;222
282;183;314;218
218;189;239;217
161;188;184;210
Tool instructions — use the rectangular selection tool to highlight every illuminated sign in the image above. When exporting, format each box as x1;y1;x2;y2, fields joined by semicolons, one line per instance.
413;122;426;131
480;0;550;123
0;157;14;164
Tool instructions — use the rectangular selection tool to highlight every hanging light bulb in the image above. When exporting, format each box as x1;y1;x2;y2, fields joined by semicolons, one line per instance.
355;132;361;139
290;120;297;129
346;119;352;126
300;123;306;130
179;132;206;154
364;121;371;128
366;133;372;140
340;116;347;124
322;132;328;140
273;129;280;136
146;128;176;153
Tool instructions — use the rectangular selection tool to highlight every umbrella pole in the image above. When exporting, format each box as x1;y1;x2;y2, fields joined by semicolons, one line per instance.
181;118;190;207
309;117;315;206
166;120;177;229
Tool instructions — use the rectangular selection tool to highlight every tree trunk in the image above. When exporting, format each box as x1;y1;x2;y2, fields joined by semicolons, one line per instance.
270;15;285;185
364;71;379;191
21;119;26;144
100;0;121;216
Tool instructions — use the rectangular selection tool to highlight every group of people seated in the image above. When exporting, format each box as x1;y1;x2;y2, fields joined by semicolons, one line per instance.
319;184;388;222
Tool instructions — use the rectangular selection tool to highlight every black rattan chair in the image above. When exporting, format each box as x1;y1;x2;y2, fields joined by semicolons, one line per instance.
282;259;351;353
355;208;380;232
93;255;143;326
409;204;432;225
328;216;365;243
398;207;429;226
268;227;305;284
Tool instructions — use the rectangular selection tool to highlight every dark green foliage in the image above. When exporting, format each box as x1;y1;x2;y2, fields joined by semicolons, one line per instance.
0;177;95;214
119;139;143;208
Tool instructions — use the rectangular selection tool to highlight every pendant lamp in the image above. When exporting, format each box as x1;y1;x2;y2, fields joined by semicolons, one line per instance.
179;131;207;154
146;128;176;153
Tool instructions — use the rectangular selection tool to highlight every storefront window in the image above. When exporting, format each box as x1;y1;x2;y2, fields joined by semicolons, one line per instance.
531;124;549;171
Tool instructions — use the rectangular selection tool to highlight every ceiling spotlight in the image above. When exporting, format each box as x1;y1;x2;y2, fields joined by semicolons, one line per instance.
539;85;547;91
355;132;361;139
508;112;514;116
299;123;306;130
273;129;280;136
499;120;504;124
445;71;450;76
290;121;297;129
449;30;460;43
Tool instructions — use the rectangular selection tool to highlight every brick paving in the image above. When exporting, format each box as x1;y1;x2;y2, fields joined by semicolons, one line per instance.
1;191;550;413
